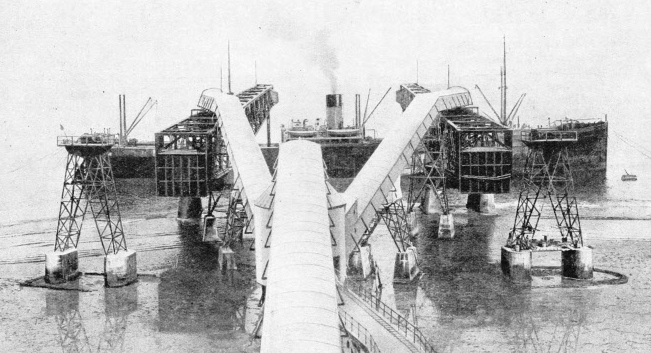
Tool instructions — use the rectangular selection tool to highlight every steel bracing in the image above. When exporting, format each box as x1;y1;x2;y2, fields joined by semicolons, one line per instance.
54;145;127;255
346;88;473;260
354;175;414;254
406;124;450;216
508;135;583;250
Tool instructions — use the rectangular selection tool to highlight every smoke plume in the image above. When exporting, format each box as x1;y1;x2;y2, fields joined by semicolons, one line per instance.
263;12;340;92
311;29;340;93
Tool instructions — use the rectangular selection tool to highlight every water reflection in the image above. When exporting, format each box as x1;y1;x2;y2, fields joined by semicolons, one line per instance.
157;222;252;336
45;283;138;353
411;211;595;352
46;290;91;353
97;285;138;352
509;291;591;353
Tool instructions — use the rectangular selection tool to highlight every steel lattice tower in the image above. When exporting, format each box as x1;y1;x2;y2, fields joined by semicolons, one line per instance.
54;134;127;255
507;130;583;250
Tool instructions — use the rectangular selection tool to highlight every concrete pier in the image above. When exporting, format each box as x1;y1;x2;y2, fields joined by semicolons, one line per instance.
466;193;496;214
501;246;532;282
387;175;403;203
348;245;373;278
45;248;79;284
201;215;220;242
218;246;238;270
104;249;137;287
562;247;594;279
423;187;443;215
177;197;203;220
407;211;420;236
393;246;419;281
438;214;455;238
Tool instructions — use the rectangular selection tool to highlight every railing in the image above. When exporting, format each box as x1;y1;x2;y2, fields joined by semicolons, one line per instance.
57;135;117;147
346;282;437;353
340;310;381;353
520;130;577;142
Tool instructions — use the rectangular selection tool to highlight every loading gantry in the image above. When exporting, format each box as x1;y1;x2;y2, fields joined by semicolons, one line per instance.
397;83;513;239
154;84;278;263
502;129;593;281
47;133;137;287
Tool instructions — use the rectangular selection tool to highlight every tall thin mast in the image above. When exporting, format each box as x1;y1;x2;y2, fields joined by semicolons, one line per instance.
227;41;232;94
502;35;507;124
500;66;504;124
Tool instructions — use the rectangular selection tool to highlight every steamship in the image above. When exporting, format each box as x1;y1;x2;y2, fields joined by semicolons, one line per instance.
111;92;382;179
512;118;608;184
275;93;380;178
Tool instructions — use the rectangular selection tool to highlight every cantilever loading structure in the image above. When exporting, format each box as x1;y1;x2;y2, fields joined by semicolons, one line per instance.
184;86;510;351
344;87;479;278
396;83;512;218
155;84;278;198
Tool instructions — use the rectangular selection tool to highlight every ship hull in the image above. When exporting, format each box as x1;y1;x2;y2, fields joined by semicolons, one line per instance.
111;142;381;179
512;121;608;185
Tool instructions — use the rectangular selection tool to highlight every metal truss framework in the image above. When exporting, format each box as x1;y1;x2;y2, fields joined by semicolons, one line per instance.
54;150;128;255
355;174;414;254
236;84;278;135
508;139;583;250
440;109;512;194
406;124;450;216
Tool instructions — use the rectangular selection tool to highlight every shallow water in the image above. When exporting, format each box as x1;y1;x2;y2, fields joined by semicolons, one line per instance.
0;179;261;353
1;174;651;352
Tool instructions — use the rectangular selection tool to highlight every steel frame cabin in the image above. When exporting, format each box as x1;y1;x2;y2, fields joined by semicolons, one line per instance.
155;109;228;197
441;107;512;193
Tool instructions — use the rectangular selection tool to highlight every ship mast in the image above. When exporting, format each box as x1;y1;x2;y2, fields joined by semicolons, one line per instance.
227;41;233;95
501;35;507;124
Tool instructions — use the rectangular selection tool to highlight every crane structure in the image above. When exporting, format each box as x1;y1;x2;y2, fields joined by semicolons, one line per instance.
154;84;278;247
396;83;513;237
47;133;136;287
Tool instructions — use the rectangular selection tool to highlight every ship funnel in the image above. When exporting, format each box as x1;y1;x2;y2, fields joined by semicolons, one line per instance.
326;94;343;129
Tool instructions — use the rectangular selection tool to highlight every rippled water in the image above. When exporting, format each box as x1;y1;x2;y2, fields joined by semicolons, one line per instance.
2;158;651;352
0;179;262;353
362;172;651;352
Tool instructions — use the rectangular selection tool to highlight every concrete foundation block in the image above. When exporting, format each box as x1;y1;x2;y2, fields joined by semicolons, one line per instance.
466;193;496;214
408;211;420;236
501;246;532;282
45;248;80;284
348;250;362;275
466;193;481;211
438;214;455;238
104;250;137;287
202;215;221;242
562;247;593;279
218;246;238;270
424;188;444;215
347;245;372;278
177;197;203;220
394;247;420;281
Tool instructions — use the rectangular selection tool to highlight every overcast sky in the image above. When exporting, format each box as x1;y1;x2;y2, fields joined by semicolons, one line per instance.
1;0;650;167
